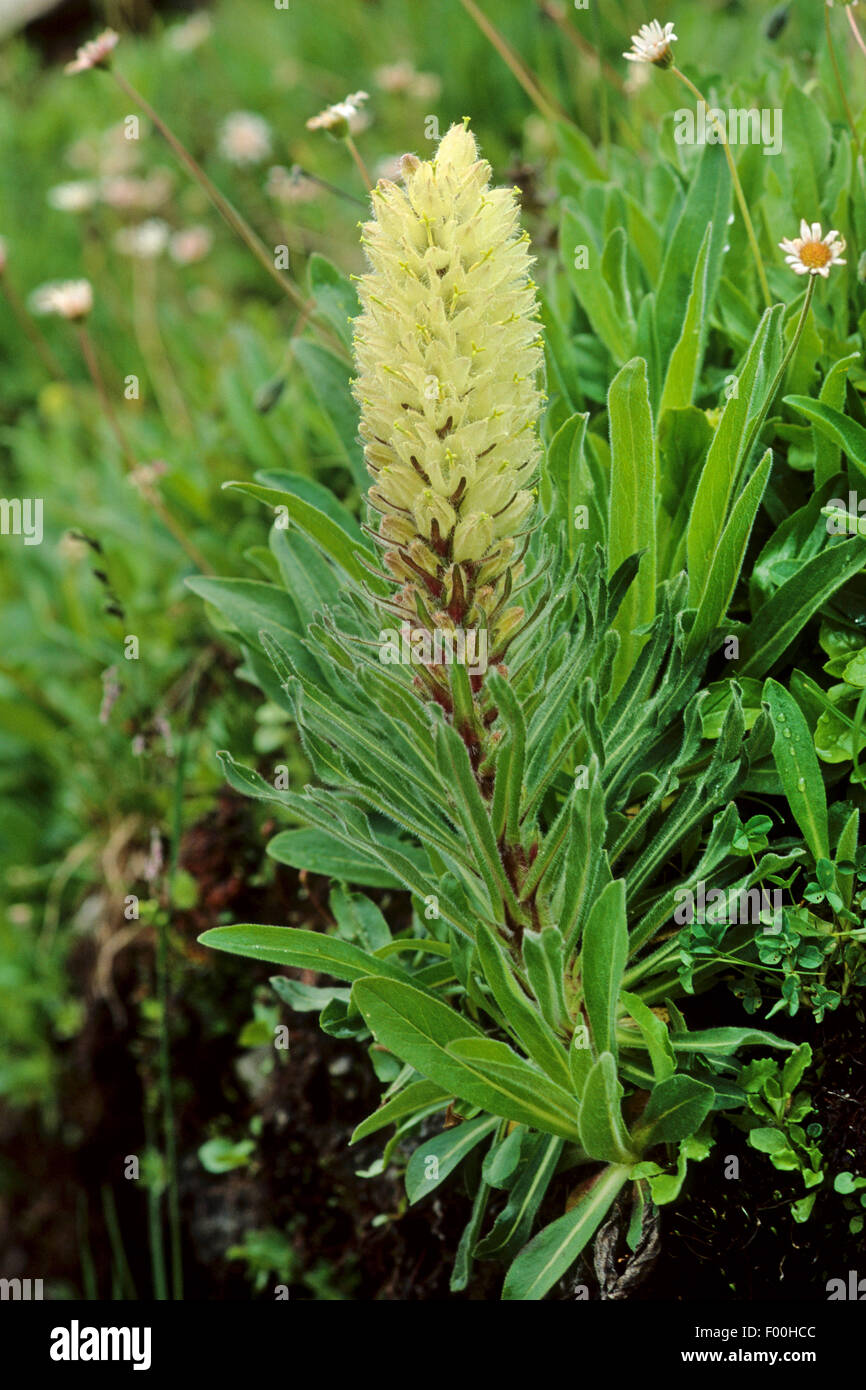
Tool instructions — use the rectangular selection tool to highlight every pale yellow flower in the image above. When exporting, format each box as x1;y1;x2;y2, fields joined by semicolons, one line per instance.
353;123;543;660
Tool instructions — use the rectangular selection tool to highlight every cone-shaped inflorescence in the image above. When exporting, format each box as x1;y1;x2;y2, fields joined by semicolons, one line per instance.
352;122;543;711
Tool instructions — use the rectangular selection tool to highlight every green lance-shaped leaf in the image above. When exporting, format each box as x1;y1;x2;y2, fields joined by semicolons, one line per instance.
446;1038;583;1142
739;540;866;677
578;1052;636;1163
475;922;572;1088
580;878;628;1058
687;304;784;602
222;480;378;591
658;223;712;417
352;978;582;1140
837;807;860;910
502;1163;632;1301
522;928;570;1034
350;1079;450;1145
292;338;367;491
666;1026;795;1058
633;1074;715;1148
764;678;830;862
607;357;657;694
434;719;524;923
619;990;675;1082
198;924;414;985
475;1133;564;1262
486;671;527;848
784;395;866;485
405;1116;498;1204
687;448;773;655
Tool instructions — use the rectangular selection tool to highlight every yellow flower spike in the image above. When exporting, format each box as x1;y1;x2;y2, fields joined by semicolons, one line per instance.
352;123;543;693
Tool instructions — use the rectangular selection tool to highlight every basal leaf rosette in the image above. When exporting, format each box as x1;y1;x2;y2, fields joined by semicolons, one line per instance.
352;122;543;702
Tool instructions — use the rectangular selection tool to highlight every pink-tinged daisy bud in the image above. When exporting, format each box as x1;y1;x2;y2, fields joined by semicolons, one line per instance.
352;122;543;695
64;29;119;75
0;237;7;274
778;220;847;278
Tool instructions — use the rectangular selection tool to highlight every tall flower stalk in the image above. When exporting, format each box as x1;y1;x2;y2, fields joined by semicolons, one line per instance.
623;20;772;309
352;123;544;748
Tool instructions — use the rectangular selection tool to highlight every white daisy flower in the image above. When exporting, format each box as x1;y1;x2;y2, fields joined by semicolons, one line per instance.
114;219;170;259
30;279;93;320
65;29;119;76
779;220;847;278
169;226;214;265
47;180;100;213
623;20;678;67
217;112;272;167
306;91;369;136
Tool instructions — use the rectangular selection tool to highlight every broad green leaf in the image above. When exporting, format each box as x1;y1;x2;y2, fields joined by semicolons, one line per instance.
330;887;391;950
578;1052;636;1162
687;305;784;601
688;449;773;654
811;355;861;485
269;977;349;1012
561;202;631;361
186;577;301;655
659;224;711;416
307;252;359;351
668;1026;795;1057
581;879;628;1058
267;827;403;888
502;1163;631;1301
475;922;572;1088
352;978;581;1139
763;679;830;860
405;1116;498;1204
654;143;731;369
619;990;675;1082
223;480;378;590
607;357;656;692
635;1074;715;1147
350;1078;449;1144
522;928;569;1034
739;540;866;676
292;338;366;490
446;1037;583;1141
784;395;866;484
198;924;410;982
255;469;365;540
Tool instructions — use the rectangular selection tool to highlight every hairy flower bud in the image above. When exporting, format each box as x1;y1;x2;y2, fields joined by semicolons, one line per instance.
353;122;543;691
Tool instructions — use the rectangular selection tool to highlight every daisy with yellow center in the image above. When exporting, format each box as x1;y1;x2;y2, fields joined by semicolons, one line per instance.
623;19;678;67
779;221;847;277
